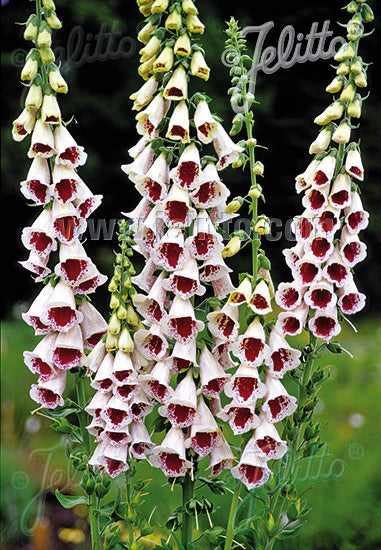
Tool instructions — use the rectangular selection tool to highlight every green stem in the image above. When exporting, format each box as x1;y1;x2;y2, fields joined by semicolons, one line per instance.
223;480;242;550
182;471;194;547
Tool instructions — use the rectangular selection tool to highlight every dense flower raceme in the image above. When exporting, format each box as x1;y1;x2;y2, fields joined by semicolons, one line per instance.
83;0;302;490
276;7;370;342
14;2;107;410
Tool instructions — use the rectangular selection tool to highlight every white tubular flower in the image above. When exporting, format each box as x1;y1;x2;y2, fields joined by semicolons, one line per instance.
111;350;137;385
212;273;236;300
317;206;341;237
292;210;316;242
19;251;51;281
139;359;173;403
275;302;309;337
169;338;197;374
52;324;84;370
136;93;170;139
338;275;366;315
212;338;237;370
20;156;51;205
262;375;297;423
206;303;239;343
305;235;334;263
295;159;320;194
218;400;259;435
185;396;220;457
87;417;106;440
185;210;223;261
12;108;36;142
170;143;201;190
249;279;273;315
78;301;107;350
166;100;191;143
304;279;337;312
130;421;155;459
121;144;155;184
162;256;206;300
41;94;61;124
199;247;232;282
309;127;332;154
51;200;86;244
322;245;351;288
275;281;305;311
21;283;54;334
135;152;170;203
90;353;115;393
30;369;67;409
345;148;364;181
283;242;305;272
190;163;230;209
101;426;131;448
163;65;188;101
134;205;165;257
82;340;107;374
294;254;322;286
232;318;269;367
308;307;341;341
40;281;83;332
150;426;191;477
74;263;107;295
247;414;288;460
88;441;108;467
152;228;186;271
309;154;337;188
127;388;154;421
158;370;197;427
74;176;103;219
344;192;369;234
227;277;252;307
134;272;168;324
162;185;195;227
135;323;168;360
131;258;158;293
266;329;301;378
101;395;132;430
207;433;235;477
28;118;56;158
21;207;57;258
231;448;272;490
51;163;79;204
224;364;266;404
23;332;57;383
54;241;93;285
213;122;244;170
165;296;204;344
102;444;129;478
194;99;218;144
329;173;352;209
199;346;230;398
54;125;87;168
130;76;159;111
122;197;151;224
339;225;367;268
302;183;330;214
85;390;112;420
127;136;149;159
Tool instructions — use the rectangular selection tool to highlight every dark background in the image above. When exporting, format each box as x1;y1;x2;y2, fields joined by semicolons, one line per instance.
1;0;380;320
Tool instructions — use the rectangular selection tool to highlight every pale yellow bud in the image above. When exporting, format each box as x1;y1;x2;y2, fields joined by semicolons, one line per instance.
350;59;362;74
105;332;119;352
186;14;204;34
248;186;262;199
182;0;198;14
354;72;367;88
252;161;264;176
255;217;271;235
45;11;62;29
21;57;39;81
151;0;169;13
25;84;43;111
37;29;52;48
118;328;134;353
190;50;210;80
126;305;140;326
222;236;241;258
325;76;343;94
49;68;68;94
24;21;38;41
108;313;121;335
41;94;61;124
138;21;158;44
165;9;182;31
332;121;351;144
39;47;55;65
226;198;243;213
109;294;120;309
139;35;161;62
347;98;361;118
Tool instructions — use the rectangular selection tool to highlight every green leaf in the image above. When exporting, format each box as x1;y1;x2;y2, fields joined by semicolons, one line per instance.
55;489;88;509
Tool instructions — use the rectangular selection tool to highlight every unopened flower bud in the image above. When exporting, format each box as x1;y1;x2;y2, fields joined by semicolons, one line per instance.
334;42;355;62
42;0;56;10
347;96;362;118
165;9;182;31
222;235;242;258
354;72;367;88
325;76;344;93
138;21;158;44
255;216;271;235
182;0;198;14
25;83;43;111
340;82;356;103
109;294;120;309
248;185;262;199
21;55;39;81
24;15;39;41
105;332;118;352
45;11;62;29
247;138;257;148
39;46;55;65
48;67;68;93
151;0;169;13
346;1;357;13
362;4;374;22
332;120;351;144
118;328;134;353
108;313;121;335
186;14;205;34
252;161;264;176
37;23;52;48
350;58;363;74
336;61;350;76
126;305;139;326
117;304;128;319
108;277;118;292
226;197;243;213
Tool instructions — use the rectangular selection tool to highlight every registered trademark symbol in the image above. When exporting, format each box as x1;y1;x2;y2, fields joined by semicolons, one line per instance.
11;470;30;489
348;443;365;460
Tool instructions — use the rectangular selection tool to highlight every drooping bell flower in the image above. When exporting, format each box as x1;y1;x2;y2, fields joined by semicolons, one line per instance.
130;420;155;459
317;206;341;237
128;388;154;421
304;278;337;312
344;192;369;234
213;122;244;170
275;302;309;337
206;303;239;343
302;182;330;214
309;127;332;154
121;144;155;184
329;173;352;209
135;152;170;203
51;200;86;244
90;353;115;393
134;205;165;257
169;338;197;374
54;124;87;168
52;324;84;370
131;258;158;293
20;156;51;205
74;176;103;219
133;272;168;323
170;143;201;190
338;274;366;315
21;282;54;334
111;350;137;385
102;444;129;478
162;185;195;227
218;399;259;435
190;163;230;209
282;242;305;273
262;375;297;423
54;241;93;285
162;256;206;300
88;441;107;468
12;108;36;142
101;425;131;448
231;445;272;490
158;370;197;428
339;225;367;268
139;359;173;403
185;210;223;261
127;136;149;159
73;263;107;295
30;368;66;409
51;163;79;204
266;328;301;378
40;280;83;332
295;159;320;194
28;118;56;158
21;207;57;258
199;247;232;282
294;254;322;286
292;210;316;242
79;301;108;349
232;318;269;367
165;296;204;344
249;279;273;315
212;338;237;371
135;323;168;361
199;346;230;398
322;246;350;287
212;273;236;300
130;75;159;111
247;414;288;460
100;395;132;430
19;251;51;281
308;307;341;341
275;281;305;311
87;417;106;441
185;396;220;457
166;100;190;143
345;147;364;181
83;340;107;374
194;99;218;144
227;277;252;307
224;364;266;404
309;154;337;188
85;390;112;421
207;432;235;477
23;332;57;382
305;235;334;263
163;65;188;101
190;50;210;80
152;229;186;271
150;426;192;477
